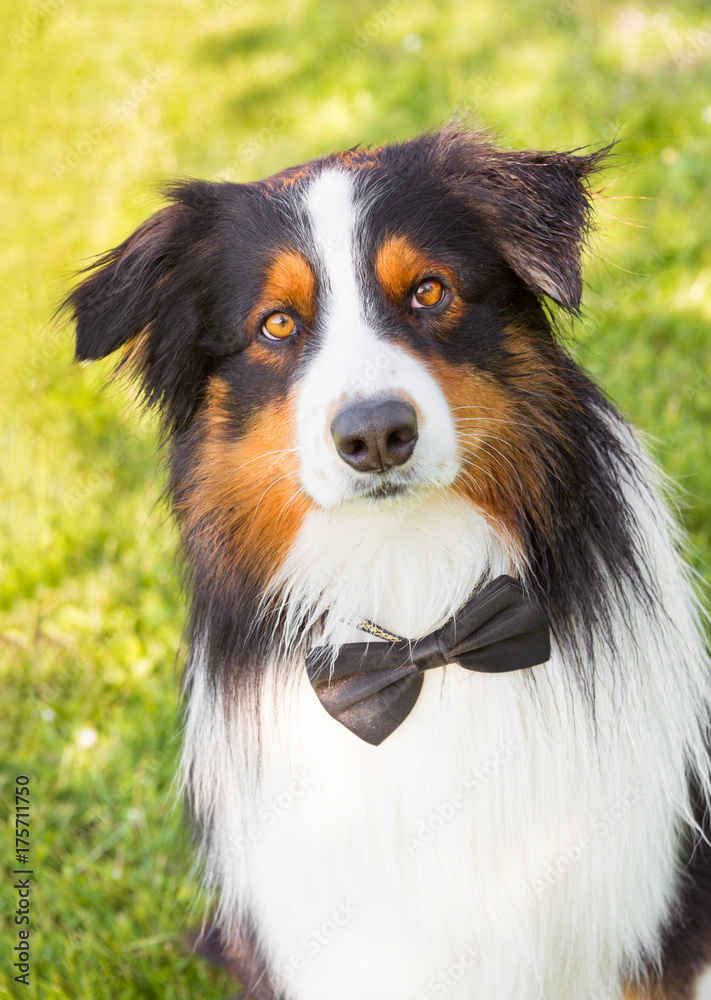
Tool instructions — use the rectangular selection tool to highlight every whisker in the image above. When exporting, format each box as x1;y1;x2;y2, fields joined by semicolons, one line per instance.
232;447;301;474
477;442;527;495
454;461;500;492
276;486;310;530
455;431;529;462
247;472;300;531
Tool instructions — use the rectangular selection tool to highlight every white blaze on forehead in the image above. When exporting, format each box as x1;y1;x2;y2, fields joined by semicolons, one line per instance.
297;166;458;509
303;167;365;332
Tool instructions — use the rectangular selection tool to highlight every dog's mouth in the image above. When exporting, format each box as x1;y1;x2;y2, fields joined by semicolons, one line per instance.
342;469;430;505
354;480;413;501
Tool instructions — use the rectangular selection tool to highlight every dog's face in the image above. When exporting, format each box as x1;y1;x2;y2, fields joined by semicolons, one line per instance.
67;129;603;596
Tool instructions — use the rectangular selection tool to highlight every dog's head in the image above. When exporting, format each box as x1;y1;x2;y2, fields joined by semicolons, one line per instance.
66;128;614;648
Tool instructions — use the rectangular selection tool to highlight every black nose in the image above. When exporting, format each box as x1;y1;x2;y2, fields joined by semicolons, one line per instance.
331;399;418;473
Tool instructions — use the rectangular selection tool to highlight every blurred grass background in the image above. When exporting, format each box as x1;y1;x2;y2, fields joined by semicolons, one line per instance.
1;0;710;996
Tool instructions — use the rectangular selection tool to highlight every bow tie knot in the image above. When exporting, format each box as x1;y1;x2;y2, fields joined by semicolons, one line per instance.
306;575;550;746
399;631;449;672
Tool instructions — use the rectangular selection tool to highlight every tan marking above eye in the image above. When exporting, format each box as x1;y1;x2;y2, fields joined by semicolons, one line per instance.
376;235;434;302
262;311;296;340
375;235;456;314
412;278;445;309
248;249;316;337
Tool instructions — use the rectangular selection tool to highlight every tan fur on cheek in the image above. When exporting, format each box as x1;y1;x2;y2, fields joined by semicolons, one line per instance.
429;363;531;545
179;378;312;585
430;337;572;546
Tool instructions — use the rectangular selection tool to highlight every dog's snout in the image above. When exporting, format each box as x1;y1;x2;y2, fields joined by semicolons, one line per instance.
330;399;418;473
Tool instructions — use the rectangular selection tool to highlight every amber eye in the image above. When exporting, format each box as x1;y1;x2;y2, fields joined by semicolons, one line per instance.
262;311;296;340
411;278;445;309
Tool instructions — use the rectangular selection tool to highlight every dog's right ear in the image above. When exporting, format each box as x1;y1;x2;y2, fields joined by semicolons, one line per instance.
62;182;226;432
434;127;611;314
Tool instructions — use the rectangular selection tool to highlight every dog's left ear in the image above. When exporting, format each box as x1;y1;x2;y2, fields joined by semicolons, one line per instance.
438;129;609;312
61;181;232;433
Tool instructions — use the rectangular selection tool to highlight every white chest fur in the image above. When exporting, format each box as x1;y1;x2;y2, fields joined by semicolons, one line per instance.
184;481;711;1000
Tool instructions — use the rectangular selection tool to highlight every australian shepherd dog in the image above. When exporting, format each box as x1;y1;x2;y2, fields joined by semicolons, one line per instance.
64;125;711;1000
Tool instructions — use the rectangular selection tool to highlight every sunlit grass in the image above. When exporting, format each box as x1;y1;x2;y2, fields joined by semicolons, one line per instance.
1;0;710;996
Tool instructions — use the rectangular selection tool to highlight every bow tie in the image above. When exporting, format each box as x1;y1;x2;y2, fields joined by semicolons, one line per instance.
305;575;550;746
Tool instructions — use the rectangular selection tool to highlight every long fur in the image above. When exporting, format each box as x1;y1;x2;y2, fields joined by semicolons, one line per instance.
64;126;711;1000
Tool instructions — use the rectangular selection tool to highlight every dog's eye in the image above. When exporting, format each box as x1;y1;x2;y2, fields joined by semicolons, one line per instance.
262;311;296;340
411;279;445;309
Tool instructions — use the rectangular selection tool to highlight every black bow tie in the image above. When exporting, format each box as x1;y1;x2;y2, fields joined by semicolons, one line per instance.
305;575;550;746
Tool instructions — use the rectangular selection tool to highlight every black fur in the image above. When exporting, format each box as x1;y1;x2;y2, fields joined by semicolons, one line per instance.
653;795;711;999
187;922;278;999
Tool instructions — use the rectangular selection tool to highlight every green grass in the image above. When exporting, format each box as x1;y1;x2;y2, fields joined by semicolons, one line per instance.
1;0;710;995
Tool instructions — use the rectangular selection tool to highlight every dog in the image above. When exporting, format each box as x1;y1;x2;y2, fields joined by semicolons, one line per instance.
64;125;711;1000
